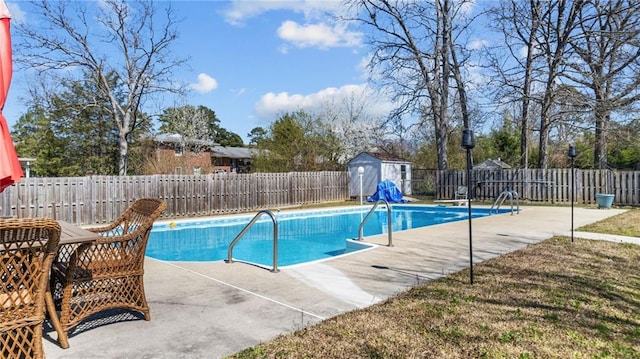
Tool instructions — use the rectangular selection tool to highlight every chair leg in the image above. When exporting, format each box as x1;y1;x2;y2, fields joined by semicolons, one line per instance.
139;279;151;321
44;290;69;349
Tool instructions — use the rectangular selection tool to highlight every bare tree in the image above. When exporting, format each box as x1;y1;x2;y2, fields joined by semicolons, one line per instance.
489;0;542;169
535;0;583;169
343;0;477;170
565;0;640;169
160;105;212;152
15;0;188;175
488;0;583;169
316;88;384;160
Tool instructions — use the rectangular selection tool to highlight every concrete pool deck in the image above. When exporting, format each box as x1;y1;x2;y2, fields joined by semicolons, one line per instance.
42;205;630;358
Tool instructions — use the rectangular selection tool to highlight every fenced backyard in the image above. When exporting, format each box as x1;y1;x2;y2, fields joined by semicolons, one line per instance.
0;172;349;225
1;168;638;226
428;168;640;206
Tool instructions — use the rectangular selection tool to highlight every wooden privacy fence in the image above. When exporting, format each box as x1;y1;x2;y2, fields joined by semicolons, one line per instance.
436;168;640;206
0;172;349;225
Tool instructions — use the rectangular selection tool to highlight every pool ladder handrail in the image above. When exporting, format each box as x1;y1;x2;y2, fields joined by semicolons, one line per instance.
490;190;520;215
357;199;393;246
226;209;280;273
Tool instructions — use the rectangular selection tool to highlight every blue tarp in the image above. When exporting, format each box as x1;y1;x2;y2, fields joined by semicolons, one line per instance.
367;180;408;203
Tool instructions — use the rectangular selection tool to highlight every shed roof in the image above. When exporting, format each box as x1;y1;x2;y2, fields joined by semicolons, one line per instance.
474;158;512;170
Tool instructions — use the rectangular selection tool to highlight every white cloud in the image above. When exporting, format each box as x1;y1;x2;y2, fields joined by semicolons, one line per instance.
255;84;394;120
459;0;477;17
277;20;362;49
221;1;361;50
463;60;489;93
222;0;341;26
190;73;218;93
356;54;372;78
468;39;488;50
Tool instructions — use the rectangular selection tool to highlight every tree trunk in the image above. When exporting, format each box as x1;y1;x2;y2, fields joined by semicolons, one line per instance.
118;134;128;175
436;0;450;170
537;88;554;169
436;123;449;170
538;119;549;169
593;107;608;169
520;0;541;169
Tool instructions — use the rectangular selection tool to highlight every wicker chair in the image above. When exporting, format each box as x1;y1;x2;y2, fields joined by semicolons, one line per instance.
50;198;166;348
0;218;61;359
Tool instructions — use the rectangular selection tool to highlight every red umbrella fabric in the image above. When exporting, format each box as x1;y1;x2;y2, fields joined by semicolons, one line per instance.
0;0;23;192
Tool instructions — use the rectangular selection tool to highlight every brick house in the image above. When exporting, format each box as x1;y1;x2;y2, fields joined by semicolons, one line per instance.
150;134;217;175
148;134;257;175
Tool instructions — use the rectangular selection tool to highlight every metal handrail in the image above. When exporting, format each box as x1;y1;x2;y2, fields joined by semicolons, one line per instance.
490;190;520;215
357;199;393;246
226;210;280;273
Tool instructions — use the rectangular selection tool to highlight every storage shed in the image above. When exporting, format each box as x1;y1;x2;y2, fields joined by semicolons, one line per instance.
347;152;412;198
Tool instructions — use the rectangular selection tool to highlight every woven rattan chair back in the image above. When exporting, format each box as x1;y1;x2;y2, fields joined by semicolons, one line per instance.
0;218;61;359
51;198;166;348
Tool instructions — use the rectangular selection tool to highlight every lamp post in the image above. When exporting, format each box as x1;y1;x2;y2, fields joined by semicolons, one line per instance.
358;166;365;206
461;128;475;285
568;145;577;242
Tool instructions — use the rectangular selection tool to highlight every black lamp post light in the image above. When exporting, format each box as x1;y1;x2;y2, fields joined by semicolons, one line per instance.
462;128;475;285
568;145;577;243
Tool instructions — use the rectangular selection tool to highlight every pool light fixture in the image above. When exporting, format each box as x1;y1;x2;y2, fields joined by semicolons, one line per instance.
568;145;577;243
358;166;365;206
461;128;475;285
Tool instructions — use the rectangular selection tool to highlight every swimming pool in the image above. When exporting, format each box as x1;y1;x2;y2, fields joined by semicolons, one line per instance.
146;205;507;267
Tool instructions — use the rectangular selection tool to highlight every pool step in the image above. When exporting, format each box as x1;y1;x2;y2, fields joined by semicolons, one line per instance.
490;190;520;215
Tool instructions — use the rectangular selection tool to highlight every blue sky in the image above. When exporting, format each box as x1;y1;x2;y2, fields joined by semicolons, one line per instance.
4;1;490;143
4;0;372;143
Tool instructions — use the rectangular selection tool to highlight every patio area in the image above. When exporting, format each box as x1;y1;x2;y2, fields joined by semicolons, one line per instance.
42;205;626;358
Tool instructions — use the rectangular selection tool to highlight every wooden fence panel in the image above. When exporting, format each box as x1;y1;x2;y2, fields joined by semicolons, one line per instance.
2;169;636;225
616;172;625;205
616;171;640;206
434;169;639;207
594;170;603;201
632;172;640;205
0;172;349;225
574;168;583;204
581;170;592;204
211;173;225;213
290;172;303;205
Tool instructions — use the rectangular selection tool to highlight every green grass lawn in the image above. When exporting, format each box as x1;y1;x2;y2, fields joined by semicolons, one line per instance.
577;209;640;237
228;209;640;358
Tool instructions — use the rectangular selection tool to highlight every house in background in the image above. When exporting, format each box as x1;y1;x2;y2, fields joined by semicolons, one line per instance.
210;146;257;173
347;152;412;198
150;134;258;175
151;134;218;175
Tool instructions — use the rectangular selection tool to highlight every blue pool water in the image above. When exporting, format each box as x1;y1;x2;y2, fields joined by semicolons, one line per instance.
146;205;506;267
